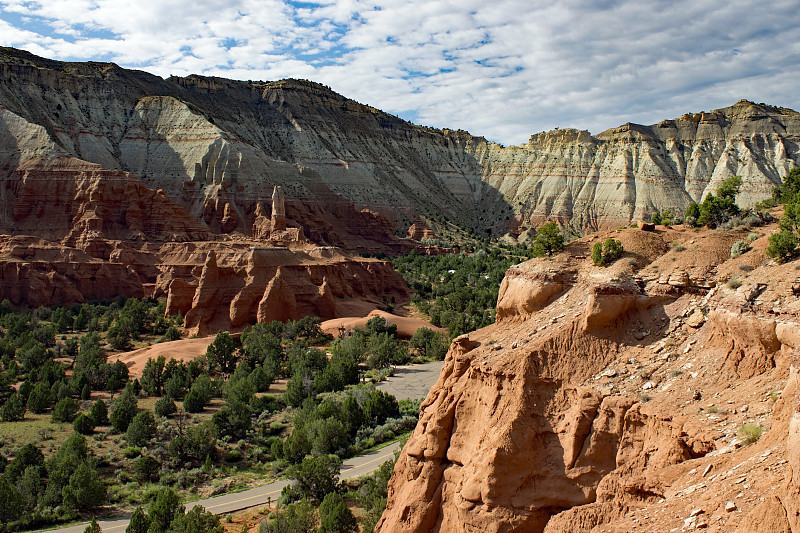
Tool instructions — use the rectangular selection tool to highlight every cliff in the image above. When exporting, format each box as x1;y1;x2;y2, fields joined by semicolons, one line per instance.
378;223;800;532
2;47;798;237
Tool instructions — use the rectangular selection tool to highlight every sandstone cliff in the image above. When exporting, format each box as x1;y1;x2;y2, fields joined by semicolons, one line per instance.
2;47;798;238
378;223;800;532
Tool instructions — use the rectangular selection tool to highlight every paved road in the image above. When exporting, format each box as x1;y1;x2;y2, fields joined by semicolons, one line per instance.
44;361;444;533
47;442;401;533
375;360;443;400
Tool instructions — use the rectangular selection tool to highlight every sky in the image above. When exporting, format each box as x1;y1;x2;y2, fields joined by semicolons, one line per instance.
1;0;799;146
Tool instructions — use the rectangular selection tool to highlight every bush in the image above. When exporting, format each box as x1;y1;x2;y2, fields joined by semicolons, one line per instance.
737;422;762;445
52;397;80;423
593;238;624;266
649;211;662;225
730;240;751;258
134;455;160;483
766;229;798;263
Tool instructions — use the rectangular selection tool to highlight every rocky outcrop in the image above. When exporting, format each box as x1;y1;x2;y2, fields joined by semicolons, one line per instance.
379;223;800;533
2;48;799;238
163;244;409;336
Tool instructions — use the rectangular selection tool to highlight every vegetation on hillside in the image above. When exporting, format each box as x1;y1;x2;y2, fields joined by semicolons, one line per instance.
0;298;427;533
766;167;800;262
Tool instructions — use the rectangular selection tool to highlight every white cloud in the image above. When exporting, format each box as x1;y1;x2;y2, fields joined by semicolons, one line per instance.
1;0;799;145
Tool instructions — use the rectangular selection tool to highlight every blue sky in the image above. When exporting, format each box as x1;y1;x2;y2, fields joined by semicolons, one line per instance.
2;0;799;146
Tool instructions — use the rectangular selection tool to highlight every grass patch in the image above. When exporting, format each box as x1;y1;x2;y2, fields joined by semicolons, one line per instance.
726;277;742;289
737;422;762;445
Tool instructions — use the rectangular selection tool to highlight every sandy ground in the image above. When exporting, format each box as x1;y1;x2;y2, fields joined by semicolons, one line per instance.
321;309;445;339
108;336;215;376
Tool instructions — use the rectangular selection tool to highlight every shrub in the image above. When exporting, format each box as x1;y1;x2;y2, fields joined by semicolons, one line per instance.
134;455;160;483
726;277;742;290
737;422;762;445
730;240;750;258
766;229;798;263
649;211;662;225
592;239;624;266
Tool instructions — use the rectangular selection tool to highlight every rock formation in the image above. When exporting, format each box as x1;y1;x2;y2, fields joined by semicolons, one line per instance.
2;47;799;239
378;223;800;532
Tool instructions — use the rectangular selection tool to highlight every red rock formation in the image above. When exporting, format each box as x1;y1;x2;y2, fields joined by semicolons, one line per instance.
379;224;800;533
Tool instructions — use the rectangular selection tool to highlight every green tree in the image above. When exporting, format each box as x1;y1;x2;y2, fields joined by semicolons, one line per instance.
73;413;95;435
110;389;138;432
1;392;26;421
127;507;151;533
285;455;342;502
260;500;316;533
154;396;177;418
141;356;166;396
147;487;184;533
409;327;448;360
5;443;44;484
206;332;237;375
0;477;24;523
126;411;157;446
62;461;106;511
27;381;53;413
166;505;222;533
90;399;109;426
84;517;102;533
134;455;161;484
698;175;742;226
319;492;357;533
52;397;80;423
531;222;565;257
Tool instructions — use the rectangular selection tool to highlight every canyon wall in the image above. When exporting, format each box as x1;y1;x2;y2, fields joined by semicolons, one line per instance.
2;47;799;239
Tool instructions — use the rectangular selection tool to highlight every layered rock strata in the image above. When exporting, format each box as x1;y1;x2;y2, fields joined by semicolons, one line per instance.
2;47;799;238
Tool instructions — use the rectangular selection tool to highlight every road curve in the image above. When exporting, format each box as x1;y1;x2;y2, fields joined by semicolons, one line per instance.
43;442;401;533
